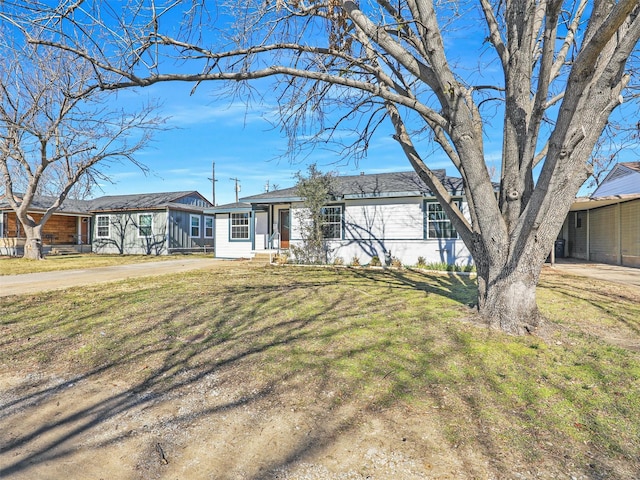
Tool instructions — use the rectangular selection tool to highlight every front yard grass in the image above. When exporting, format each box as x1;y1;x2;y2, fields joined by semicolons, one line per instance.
1;264;639;477
0;253;209;275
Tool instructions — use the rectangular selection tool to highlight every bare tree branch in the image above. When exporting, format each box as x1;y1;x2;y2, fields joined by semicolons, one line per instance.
0;40;165;259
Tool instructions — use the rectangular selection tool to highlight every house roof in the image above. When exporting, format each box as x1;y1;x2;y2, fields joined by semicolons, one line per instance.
209;202;254;213
619;161;640;173
88;191;208;212
0;191;212;214
591;162;640;198
0;193;92;215
240;170;466;204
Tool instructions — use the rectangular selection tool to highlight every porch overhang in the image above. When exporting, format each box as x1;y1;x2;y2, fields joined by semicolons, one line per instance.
570;193;640;211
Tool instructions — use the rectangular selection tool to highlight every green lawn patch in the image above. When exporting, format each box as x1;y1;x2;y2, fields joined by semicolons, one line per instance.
1;265;638;477
0;253;209;275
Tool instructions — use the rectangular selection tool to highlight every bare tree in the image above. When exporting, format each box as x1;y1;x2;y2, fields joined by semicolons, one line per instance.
587;120;640;191
14;0;640;333
0;40;163;259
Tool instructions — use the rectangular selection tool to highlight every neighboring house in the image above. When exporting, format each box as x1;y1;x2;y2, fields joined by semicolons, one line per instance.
0;191;213;256
90;191;214;255
563;162;640;267
0;194;92;256
209;170;474;266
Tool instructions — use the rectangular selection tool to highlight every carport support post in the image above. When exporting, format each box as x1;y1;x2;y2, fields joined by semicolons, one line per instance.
550;243;555;267
617;202;622;265
587;210;590;261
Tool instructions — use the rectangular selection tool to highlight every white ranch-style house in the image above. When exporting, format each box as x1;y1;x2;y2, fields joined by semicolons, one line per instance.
2;163;637;267
209;170;475;266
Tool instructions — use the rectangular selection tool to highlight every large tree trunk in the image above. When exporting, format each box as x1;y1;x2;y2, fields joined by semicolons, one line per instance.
476;263;543;335
22;224;44;260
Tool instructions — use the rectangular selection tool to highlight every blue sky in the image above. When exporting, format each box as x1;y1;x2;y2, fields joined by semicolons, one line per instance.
100;81;461;206
88;4;636;206
90;5;503;206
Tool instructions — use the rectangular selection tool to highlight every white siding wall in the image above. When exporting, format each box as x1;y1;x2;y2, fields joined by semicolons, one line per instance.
289;197;472;266
323;239;472;267
214;213;253;258
254;211;269;250
344;198;423;240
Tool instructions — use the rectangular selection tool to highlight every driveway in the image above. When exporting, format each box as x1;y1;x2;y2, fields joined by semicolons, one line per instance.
0;258;247;297
548;259;640;288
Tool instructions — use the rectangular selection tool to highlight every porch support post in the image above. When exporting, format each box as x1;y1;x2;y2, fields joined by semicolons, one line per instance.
76;217;82;244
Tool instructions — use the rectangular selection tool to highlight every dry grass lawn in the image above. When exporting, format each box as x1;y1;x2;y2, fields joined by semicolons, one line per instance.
0;262;639;479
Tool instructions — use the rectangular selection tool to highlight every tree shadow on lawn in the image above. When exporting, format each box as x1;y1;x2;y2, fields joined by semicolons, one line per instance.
337;266;478;306
0;266;638;479
538;271;640;340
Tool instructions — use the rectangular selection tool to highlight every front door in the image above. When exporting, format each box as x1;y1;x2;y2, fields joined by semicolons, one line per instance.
279;209;290;249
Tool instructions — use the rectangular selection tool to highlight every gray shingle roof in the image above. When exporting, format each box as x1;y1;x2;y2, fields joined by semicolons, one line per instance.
0;191;211;214
88;191;204;212
0;193;92;214
209;202;253;211
619;162;640;173
240;170;465;203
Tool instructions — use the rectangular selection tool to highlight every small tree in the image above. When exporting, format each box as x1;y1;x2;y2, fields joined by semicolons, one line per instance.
292;164;335;264
0;42;162;259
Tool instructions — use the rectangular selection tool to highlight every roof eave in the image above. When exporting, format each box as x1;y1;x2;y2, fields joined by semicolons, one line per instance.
240;195;303;204
570;193;640;211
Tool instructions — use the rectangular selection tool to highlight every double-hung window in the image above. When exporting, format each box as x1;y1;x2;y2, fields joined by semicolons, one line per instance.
231;213;249;240
96;215;110;238
320;206;343;239
204;216;214;238
425;202;458;239
190;215;201;237
138;214;153;237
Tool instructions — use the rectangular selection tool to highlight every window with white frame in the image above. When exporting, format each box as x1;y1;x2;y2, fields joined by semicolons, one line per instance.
190;215;201;237
425;202;458;239
230;212;249;240
138;214;153;237
204;216;214;238
96;215;110;238
320;206;342;239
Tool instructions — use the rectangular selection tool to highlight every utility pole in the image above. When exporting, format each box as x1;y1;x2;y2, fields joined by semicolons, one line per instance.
208;161;218;206
230;177;241;203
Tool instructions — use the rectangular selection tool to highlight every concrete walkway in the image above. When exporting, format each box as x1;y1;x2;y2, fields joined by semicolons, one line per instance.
0;258;246;297
547;259;640;288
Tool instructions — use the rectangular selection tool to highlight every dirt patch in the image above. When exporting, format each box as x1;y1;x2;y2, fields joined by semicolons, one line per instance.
0;366;490;480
